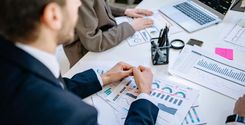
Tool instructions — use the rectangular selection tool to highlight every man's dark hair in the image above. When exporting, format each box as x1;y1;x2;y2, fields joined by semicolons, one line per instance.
0;0;66;42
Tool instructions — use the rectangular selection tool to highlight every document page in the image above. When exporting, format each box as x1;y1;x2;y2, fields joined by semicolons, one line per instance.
115;11;182;46
107;77;199;125
169;46;245;99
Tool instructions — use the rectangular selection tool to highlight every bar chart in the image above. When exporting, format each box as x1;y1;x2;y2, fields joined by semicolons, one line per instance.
182;105;207;125
194;58;245;87
151;90;185;107
104;88;112;96
150;83;188;115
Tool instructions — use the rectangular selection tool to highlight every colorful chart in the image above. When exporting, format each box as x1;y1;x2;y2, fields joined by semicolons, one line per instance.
107;77;199;125
182;105;207;125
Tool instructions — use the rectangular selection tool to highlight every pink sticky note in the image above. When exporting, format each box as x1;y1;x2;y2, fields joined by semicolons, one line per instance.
215;48;234;60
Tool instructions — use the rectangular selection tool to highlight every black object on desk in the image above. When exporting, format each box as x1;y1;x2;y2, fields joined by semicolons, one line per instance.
186;39;204;47
231;0;245;12
151;26;185;65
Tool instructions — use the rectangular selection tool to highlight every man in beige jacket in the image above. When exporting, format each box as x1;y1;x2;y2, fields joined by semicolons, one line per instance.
64;0;153;67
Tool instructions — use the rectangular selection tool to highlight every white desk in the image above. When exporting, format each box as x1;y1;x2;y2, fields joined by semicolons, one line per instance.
64;0;245;124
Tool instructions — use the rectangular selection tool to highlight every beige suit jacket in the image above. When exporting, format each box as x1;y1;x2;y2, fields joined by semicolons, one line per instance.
64;0;135;67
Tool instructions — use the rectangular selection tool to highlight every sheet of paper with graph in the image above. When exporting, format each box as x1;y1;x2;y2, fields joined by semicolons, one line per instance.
182;101;207;125
115;11;182;46
224;18;245;48
107;77;199;125
169;46;245;99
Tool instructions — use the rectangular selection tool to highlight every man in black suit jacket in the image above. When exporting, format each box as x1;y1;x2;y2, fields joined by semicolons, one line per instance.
0;0;159;125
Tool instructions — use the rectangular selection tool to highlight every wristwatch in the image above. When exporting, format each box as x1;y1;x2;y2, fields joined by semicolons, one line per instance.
226;114;245;124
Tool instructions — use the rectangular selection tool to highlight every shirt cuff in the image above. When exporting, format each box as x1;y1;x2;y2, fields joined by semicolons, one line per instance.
92;69;104;87
227;122;245;125
136;93;158;106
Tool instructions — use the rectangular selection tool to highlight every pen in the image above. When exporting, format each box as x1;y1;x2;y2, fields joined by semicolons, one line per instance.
159;30;165;47
165;26;169;46
159;27;167;47
158;29;163;45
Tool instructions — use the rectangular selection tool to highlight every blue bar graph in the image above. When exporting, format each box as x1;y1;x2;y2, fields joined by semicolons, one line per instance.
158;103;177;115
169;97;174;103
178;100;183;106
161;94;165;99
173;99;178;104
126;93;137;99
165;95;170;100
194;59;245;87
104;88;112;96
151;92;183;106
182;105;206;125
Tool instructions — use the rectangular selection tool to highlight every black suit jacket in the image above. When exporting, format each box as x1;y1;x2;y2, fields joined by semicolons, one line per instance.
0;37;159;125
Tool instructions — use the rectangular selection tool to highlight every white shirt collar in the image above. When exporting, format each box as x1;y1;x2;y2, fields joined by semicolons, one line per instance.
15;43;60;78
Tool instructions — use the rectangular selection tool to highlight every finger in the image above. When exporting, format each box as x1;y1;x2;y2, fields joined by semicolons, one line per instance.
144;23;153;28
133;13;144;18
236;97;242;105
133;68;142;85
234;99;240;113
117;62;133;70
133;67;140;73
138;65;146;72
145;10;153;16
239;97;242;101
143;10;153;16
136;9;153;16
241;96;245;101
139;65;151;72
128;69;134;76
122;63;134;70
143;19;154;25
234;106;237;114
235;99;239;106
136;66;142;72
133;67;143;76
120;69;133;77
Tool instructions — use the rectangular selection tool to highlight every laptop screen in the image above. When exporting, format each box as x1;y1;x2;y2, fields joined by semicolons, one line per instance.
198;0;232;15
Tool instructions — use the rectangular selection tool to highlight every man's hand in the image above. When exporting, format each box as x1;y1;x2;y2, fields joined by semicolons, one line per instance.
101;62;133;86
233;95;245;117
132;66;153;94
125;8;153;18
130;18;153;31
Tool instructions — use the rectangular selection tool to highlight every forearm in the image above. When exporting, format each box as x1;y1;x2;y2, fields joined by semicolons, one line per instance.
125;99;159;125
79;22;135;52
109;4;126;17
63;69;102;98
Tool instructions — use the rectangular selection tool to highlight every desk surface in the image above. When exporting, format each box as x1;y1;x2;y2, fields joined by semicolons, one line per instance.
64;0;245;124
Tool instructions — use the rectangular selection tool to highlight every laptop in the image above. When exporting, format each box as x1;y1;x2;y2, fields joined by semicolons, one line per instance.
159;0;233;32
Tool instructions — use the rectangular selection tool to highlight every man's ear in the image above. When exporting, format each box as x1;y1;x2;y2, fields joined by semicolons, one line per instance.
41;3;63;31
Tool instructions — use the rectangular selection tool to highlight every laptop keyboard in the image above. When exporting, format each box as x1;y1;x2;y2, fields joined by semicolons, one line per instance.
174;2;215;25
